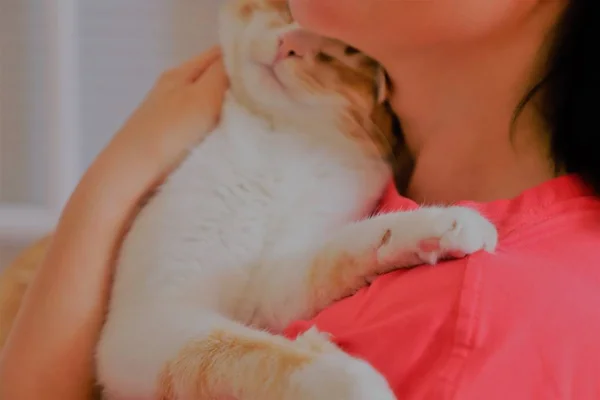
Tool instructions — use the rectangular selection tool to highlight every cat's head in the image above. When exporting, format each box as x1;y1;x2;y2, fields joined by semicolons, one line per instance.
218;0;397;157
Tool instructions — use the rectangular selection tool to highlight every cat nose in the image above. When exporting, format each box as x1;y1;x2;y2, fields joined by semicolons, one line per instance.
274;29;321;64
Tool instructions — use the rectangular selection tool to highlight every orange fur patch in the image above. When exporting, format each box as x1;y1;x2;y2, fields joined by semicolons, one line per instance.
334;62;397;160
158;329;314;399
308;242;376;311
233;0;291;21
260;0;291;15
306;227;394;313
234;0;259;20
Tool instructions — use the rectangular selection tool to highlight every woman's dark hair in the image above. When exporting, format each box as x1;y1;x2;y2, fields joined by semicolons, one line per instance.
516;0;600;194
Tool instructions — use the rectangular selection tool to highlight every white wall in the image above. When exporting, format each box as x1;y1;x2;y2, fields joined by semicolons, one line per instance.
0;0;221;266
79;0;221;168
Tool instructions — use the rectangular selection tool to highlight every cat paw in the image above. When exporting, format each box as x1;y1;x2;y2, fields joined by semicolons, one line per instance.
288;338;397;400
376;206;498;267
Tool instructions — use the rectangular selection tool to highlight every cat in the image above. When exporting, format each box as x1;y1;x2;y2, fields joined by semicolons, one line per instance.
0;0;497;399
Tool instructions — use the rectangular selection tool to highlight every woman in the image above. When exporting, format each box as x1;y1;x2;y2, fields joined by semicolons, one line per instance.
1;0;599;398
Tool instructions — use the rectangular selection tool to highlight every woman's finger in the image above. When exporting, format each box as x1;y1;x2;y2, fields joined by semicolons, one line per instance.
188;58;229;135
191;57;229;95
176;46;223;83
158;46;222;86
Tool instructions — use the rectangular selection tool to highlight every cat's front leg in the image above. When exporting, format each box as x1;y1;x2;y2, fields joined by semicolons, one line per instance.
261;206;497;325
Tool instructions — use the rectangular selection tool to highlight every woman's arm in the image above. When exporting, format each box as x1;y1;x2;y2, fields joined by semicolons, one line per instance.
0;48;228;400
0;168;143;399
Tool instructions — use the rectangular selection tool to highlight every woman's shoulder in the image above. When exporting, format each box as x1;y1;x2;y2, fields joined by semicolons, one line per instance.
283;174;600;399
444;180;600;400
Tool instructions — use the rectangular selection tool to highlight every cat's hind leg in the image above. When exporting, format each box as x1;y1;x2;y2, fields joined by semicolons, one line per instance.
158;323;395;400
97;305;395;400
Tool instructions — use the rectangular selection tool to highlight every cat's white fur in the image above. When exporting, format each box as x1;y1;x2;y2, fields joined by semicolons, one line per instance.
95;1;498;399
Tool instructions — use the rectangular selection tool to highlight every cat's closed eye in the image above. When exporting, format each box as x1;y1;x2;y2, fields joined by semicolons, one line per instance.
344;46;360;56
316;52;334;63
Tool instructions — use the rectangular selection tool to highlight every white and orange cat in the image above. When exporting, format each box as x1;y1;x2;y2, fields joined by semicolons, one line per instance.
0;0;498;399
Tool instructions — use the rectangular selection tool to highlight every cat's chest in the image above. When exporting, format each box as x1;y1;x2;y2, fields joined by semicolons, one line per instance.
154;117;350;256
189;117;344;206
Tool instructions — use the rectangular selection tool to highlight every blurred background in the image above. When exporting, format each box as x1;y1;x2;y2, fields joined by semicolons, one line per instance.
0;0;220;266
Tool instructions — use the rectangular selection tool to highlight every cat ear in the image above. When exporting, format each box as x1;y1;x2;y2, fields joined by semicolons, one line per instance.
375;66;389;104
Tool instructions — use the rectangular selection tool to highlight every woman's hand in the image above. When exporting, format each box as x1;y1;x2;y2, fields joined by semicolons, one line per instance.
92;46;229;205
0;48;228;400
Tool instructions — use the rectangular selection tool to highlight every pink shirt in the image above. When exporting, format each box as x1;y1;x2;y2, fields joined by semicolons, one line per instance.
284;174;600;399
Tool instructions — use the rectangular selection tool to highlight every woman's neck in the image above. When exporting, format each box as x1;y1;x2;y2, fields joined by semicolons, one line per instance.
376;2;563;204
